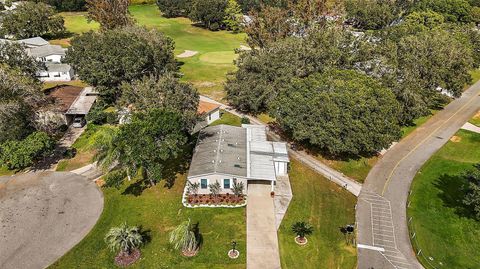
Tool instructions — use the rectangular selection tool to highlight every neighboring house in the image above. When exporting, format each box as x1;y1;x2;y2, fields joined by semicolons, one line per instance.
40;85;98;126
14;37;75;81
37;63;74;82
17;37;49;48
192;100;221;133
27;44;65;63
198;100;221;124
186;124;290;195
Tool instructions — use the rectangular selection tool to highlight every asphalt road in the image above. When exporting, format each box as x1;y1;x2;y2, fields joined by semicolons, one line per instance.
0;172;103;269
356;81;480;269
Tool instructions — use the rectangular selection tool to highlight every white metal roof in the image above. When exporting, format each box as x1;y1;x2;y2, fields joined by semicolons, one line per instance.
65;88;97;115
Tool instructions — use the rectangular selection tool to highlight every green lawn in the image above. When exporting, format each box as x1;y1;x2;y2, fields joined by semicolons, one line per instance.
56;124;116;171
408;129;480;268
401;110;438;138
50;174;246;269
210;110;242;127
470;111;480;127
468;68;480;86
278;159;357;269
0;166;15;177
55;4;246;101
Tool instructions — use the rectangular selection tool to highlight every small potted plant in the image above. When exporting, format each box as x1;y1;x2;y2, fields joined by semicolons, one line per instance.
292;221;313;245
270;191;275;198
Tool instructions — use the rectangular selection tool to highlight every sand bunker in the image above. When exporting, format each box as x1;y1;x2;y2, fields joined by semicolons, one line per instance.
177;50;198;58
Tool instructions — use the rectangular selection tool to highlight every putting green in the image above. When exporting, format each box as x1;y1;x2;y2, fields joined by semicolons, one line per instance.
199;51;238;64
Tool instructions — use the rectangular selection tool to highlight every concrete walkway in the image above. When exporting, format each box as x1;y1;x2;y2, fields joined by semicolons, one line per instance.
247;183;281;269
461;122;480;134
200;95;362;197
274;176;292;230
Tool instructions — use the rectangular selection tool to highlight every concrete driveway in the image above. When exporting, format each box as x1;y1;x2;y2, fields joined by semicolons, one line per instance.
0;172;103;269
247;183;281;269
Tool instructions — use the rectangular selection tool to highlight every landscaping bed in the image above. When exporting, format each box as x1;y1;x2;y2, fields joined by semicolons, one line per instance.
186;194;246;207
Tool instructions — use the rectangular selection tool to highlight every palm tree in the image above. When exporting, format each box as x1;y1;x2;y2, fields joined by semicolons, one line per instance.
104;222;144;255
169;219;199;256
291;221;313;244
187;181;200;196
209;181;221;203
232;181;244;198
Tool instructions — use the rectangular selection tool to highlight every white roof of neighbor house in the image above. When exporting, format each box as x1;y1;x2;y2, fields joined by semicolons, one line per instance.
45;63;71;73
65;88;97;115
28;44;65;58
17;37;49;47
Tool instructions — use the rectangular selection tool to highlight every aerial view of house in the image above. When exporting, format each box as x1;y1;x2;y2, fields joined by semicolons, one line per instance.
187;124;289;195
1;1;480;269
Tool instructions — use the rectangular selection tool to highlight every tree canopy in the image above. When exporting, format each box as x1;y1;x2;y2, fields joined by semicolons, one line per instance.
156;0;192;18
189;0;229;31
345;0;399;30
95;109;191;187
0;2;65;39
30;0;86;11
65;26;176;101
86;0;133;30
0;65;44;143
0;42;43;78
271;70;401;156
226;26;358;113
119;74;199;130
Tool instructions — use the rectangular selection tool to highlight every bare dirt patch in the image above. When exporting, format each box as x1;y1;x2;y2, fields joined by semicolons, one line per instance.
473;110;480;120
177;50;198;58
450;136;462;143
195;81;216;88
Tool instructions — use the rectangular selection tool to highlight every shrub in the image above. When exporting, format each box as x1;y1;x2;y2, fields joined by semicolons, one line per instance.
0;132;55;170
241;116;250;124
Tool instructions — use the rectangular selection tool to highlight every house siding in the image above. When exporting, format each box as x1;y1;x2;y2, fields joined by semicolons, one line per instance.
187;174;248;195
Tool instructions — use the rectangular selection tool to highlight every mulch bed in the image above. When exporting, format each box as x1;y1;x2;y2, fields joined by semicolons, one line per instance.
295;236;308;246
114;249;141;267
228;249;240;259
187;194;245;206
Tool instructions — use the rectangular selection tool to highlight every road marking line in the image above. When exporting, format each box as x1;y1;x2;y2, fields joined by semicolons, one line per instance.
373;223;394;228
373;233;395;238
374;238;395;243
357;244;385;252
382;92;480;195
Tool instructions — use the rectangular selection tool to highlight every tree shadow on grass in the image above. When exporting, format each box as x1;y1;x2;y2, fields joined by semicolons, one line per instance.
139;226;152;245
433;173;476;219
